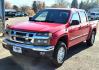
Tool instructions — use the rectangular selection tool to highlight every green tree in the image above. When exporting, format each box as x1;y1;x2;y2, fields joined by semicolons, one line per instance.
5;1;12;9
20;6;30;12
71;0;78;8
79;1;84;9
32;1;45;13
79;0;98;11
32;1;38;13
38;1;45;11
56;0;67;7
51;0;70;8
96;0;99;4
13;5;19;11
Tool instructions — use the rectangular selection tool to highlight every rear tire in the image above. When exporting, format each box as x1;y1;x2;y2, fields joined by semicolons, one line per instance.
86;31;96;46
52;41;67;67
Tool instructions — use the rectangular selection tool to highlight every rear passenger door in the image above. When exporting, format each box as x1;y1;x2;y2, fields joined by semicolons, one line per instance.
79;11;90;41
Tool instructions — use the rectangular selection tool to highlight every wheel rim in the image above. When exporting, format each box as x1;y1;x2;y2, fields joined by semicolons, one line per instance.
91;32;95;44
57;47;65;63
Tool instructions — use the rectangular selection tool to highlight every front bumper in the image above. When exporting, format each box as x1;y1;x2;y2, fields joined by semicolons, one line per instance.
2;39;54;57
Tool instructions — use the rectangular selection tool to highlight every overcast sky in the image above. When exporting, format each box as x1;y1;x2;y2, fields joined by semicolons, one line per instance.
5;0;82;7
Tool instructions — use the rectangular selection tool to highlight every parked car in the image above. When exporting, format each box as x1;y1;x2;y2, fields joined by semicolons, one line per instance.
90;12;99;20
5;11;16;17
15;12;27;17
2;8;98;67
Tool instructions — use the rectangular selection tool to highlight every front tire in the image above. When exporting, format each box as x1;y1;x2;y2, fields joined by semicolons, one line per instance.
52;41;67;67
10;51;20;56
86;31;96;46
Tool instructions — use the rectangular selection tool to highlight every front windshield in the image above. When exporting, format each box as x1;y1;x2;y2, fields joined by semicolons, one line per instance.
32;9;70;24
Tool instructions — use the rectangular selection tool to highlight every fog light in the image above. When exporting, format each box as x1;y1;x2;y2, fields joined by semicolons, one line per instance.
25;38;28;40
44;40;48;43
40;52;45;56
37;40;42;43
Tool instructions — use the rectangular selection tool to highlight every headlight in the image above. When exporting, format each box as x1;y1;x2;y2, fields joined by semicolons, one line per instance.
32;39;50;46
36;32;52;37
4;28;11;39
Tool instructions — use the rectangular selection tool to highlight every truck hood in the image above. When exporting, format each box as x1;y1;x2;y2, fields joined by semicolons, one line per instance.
9;21;66;33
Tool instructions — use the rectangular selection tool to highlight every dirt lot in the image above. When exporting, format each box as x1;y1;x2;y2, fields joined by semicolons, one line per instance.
0;17;99;70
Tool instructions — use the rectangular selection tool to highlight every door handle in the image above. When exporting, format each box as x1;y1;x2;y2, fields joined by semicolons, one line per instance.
85;24;89;28
87;24;89;27
79;26;81;29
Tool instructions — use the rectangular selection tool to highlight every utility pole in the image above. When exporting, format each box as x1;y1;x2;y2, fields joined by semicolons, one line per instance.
0;0;5;36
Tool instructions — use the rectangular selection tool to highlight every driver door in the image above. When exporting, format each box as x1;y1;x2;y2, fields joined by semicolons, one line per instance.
68;12;82;47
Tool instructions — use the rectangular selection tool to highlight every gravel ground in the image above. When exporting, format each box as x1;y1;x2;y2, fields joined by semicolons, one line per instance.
0;17;99;70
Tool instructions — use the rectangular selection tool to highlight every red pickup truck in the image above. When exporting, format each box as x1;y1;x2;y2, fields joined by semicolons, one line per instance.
2;8;98;66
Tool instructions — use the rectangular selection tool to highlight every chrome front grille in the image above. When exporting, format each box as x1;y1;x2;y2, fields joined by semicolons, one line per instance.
10;30;35;44
16;32;26;37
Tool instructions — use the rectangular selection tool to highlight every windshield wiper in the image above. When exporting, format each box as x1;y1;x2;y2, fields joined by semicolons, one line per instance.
29;19;39;22
30;19;55;23
37;20;55;23
45;20;55;23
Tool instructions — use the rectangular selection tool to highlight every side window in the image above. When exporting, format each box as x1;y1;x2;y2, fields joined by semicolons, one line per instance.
71;12;80;21
70;12;80;25
79;12;87;23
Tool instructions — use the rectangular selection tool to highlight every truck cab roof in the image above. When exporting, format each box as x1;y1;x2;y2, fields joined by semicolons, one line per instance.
45;8;85;13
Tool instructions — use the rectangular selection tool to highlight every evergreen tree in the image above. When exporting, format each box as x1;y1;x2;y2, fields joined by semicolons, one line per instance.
71;0;78;8
79;1;84;9
32;1;38;13
13;5;19;11
32;1;45;13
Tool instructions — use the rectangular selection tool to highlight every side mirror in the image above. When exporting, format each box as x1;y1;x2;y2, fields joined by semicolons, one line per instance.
29;17;33;21
5;17;8;20
71;20;80;26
